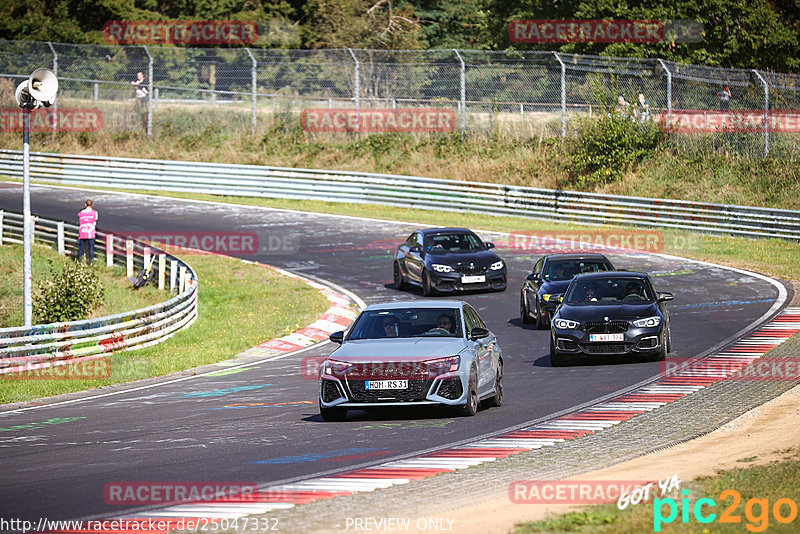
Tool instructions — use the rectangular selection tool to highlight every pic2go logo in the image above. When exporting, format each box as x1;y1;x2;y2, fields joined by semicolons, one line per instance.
654;489;799;532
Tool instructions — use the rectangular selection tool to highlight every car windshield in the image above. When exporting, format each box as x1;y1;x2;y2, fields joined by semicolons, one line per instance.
565;277;655;303
347;308;463;340
543;260;612;281
425;233;485;253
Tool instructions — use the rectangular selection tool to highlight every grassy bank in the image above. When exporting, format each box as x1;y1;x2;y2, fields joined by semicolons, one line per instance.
0;252;329;404
1;125;799;210
514;447;800;533
0;242;164;327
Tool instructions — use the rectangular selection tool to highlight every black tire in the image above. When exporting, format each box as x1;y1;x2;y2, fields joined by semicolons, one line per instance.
393;261;407;290
650;343;667;362
458;367;479;416
520;293;533;324
550;337;570;367
534;299;548;330
484;360;503;408
422;270;437;297
666;324;673;353
319;402;348;422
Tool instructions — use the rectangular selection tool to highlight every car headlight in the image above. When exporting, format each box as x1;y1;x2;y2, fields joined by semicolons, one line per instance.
490;260;504;270
426;355;460;374
323;359;351;375
432;264;454;273
633;316;662;328
542;294;553;302
553;318;580;330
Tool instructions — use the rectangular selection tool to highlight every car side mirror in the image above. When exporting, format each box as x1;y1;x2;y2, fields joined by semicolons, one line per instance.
470;327;490;341
409;246;421;253
329;331;344;344
486;242;495;249
657;292;674;302
526;273;539;281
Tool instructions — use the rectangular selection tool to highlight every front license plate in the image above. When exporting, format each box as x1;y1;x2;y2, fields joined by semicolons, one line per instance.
589;333;624;342
365;380;408;390
461;275;486;284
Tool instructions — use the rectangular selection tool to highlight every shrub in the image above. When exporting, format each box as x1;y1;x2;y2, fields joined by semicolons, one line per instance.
34;260;105;323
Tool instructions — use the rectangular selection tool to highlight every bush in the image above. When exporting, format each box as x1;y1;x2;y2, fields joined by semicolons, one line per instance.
34;260;105;323
569;111;665;187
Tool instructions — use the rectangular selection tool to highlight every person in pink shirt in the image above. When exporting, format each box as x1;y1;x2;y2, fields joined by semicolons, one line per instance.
77;199;98;264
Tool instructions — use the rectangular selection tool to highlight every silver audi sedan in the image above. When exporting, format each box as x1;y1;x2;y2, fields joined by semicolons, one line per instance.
319;300;503;421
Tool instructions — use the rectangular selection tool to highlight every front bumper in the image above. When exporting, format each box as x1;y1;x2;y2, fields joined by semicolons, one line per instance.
429;270;507;292
319;372;469;408
552;326;663;356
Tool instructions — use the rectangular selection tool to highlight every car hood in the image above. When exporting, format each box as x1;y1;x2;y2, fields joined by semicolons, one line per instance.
330;338;470;362
425;249;500;266
540;279;571;293
558;302;659;321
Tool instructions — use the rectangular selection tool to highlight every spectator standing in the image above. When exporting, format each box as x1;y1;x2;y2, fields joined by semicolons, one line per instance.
77;200;98;264
718;86;731;110
131;72;148;108
616;95;630;115
636;92;651;122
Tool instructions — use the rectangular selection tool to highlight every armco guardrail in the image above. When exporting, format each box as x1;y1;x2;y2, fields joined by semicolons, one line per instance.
0;150;799;240
0;209;197;376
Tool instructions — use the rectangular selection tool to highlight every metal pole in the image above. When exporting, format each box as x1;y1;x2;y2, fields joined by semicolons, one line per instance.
753;70;769;158
48;42;58;133
143;45;153;137
553;52;566;139
656;59;672;126
454;49;466;136
246;48;257;135
347;48;360;131
93;83;98;107
22;108;32;327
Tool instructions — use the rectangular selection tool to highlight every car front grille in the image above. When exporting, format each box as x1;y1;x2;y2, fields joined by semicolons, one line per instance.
585;321;629;333
455;265;488;275
346;380;432;402
580;342;634;354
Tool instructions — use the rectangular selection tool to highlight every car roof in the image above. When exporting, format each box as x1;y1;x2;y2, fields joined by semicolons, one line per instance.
573;271;649;280
362;300;465;311
544;253;610;262
418;227;473;235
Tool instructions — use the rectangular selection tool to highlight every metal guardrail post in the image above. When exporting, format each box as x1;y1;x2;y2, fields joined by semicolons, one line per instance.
656;59;672;126
245;48;257;135
553;52;566;139
143;45;153;137
47;42;58;133
106;234;114;267
126;239;134;278
454;49;466;137
93;83;98;107
158;254;166;290
348;48;360;130
170;258;177;291
753;70;769;158
57;221;64;255
0;211;3;245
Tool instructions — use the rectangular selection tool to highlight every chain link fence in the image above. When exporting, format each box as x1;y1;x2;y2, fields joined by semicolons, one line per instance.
1;39;799;158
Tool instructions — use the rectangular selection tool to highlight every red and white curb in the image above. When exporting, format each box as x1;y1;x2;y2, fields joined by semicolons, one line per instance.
88;307;800;529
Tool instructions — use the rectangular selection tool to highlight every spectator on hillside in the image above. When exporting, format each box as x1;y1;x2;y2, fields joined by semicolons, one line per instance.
717;86;731;110
131;72;148;109
77;199;98;264
636;92;651;122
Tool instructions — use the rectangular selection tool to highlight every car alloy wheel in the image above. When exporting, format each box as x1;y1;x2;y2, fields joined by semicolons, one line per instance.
520;293;533;324
422;269;437;297
484;360;503;408
459;367;479;416
393;262;407;290
535;298;547;330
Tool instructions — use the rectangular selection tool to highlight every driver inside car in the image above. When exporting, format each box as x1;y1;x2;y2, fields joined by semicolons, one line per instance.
381;315;400;337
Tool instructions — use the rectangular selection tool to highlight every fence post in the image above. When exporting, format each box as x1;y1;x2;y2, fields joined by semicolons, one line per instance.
93;83;99;107
47;42;58;133
56;221;64;255
153;88;158;111
158;253;166;290
348;48;360;130
0;211;3;245
454;49;466;137
126;239;134;278
170;258;177;291
179;265;187;293
656;59;672;127
143;45;153;137
753;70;769;158
143;246;151;269
246;47;257;135
553;52;566;139
106;234;114;267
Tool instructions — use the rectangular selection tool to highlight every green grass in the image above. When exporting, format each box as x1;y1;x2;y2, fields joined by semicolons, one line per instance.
513;448;800;533
0;242;164;327
0;253;329;404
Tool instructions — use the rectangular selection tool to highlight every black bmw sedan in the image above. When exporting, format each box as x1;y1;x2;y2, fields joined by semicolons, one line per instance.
520;253;614;329
549;272;673;366
393;228;507;296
